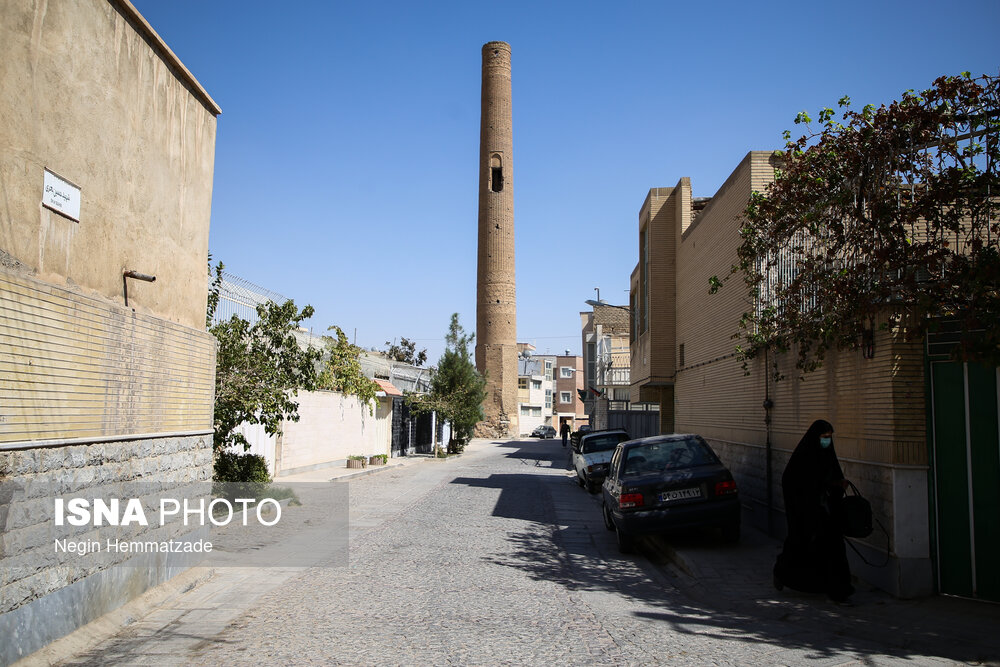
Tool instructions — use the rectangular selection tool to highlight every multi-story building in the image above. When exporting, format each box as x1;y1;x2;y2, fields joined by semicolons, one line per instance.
515;343;554;435
625;150;1000;601
554;353;585;432
629;186;684;435
581;304;632;429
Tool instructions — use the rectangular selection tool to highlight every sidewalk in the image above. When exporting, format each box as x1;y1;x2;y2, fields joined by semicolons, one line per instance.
272;439;500;483
18;451;440;667
273;452;432;483
650;522;1000;664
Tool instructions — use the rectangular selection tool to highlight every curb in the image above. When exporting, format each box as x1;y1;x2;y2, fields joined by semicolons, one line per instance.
644;539;695;578
327;460;411;482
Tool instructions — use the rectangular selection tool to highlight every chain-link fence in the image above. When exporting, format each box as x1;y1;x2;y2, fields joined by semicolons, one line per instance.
210;271;289;326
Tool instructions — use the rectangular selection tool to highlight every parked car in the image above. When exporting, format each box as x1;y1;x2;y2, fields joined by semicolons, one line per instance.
573;429;631;493
530;425;557;439
569;424;592;448
601;433;740;553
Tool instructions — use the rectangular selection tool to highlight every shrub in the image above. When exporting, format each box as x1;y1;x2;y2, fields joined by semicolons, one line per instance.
215;451;272;484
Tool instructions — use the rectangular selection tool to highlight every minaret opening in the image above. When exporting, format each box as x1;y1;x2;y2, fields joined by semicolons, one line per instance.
490;154;504;192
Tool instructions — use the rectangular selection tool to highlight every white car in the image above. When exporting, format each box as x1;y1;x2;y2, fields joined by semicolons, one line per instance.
572;429;631;494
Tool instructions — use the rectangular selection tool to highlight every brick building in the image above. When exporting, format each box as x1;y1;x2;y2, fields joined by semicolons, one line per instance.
554;354;585;432
581;304;632;428
626;151;989;599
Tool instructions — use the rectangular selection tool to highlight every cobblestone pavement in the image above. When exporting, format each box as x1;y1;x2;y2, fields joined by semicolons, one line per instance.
55;439;1000;666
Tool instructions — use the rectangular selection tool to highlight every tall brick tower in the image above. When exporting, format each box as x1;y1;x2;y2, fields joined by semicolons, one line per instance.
475;41;517;437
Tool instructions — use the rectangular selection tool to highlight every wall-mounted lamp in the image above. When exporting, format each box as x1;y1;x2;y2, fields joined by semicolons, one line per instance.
123;270;156;308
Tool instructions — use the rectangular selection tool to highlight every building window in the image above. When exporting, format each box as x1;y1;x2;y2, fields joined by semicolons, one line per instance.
544;389;552;409
560;391;572;404
531;406;541;417
545;360;553;380
518;378;527;390
531;379;541;389
678;344;685;367
520;405;531;415
560;366;573;379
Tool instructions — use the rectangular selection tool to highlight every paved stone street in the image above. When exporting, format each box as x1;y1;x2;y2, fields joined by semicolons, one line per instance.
47;439;1000;666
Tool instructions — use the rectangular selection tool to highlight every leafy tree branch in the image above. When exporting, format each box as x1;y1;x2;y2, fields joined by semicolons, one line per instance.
318;326;380;413
714;72;999;374
383;337;428;367
211;292;321;453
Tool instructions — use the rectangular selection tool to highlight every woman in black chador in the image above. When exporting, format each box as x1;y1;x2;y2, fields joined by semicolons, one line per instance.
773;419;854;602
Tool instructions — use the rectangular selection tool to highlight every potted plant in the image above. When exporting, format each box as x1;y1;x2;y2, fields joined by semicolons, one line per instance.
368;454;388;466
346;454;367;469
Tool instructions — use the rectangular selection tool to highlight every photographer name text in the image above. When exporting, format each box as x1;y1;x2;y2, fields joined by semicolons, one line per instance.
54;538;213;555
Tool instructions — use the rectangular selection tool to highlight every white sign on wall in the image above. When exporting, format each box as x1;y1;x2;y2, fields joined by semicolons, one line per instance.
42;169;81;222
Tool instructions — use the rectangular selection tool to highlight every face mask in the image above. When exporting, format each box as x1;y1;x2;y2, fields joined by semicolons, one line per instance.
819;436;832;449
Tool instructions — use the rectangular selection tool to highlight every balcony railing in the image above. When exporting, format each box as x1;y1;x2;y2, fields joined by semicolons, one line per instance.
597;366;630;387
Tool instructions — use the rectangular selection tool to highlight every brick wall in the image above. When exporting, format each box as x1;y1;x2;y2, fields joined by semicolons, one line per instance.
1;270;215;445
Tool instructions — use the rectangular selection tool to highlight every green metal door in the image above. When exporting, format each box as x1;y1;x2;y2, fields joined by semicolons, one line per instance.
929;360;1000;602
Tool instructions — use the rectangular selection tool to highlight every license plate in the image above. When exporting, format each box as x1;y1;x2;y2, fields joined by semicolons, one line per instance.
659;487;701;502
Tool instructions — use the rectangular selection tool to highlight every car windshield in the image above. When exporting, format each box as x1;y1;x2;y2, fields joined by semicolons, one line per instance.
621;437;716;476
581;433;628;454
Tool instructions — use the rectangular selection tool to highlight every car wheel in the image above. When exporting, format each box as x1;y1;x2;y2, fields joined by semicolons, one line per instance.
616;525;633;554
586;478;599;495
576;472;585;487
602;502;615;531
721;521;741;544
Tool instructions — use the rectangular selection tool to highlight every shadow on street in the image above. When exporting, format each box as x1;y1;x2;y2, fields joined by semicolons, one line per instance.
466;439;1000;665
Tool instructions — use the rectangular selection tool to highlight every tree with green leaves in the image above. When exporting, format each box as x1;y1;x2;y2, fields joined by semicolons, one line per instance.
383;337;428;367
318;326;380;413
714;72;999;374
210;298;321;453
207;260;321;463
409;314;486;452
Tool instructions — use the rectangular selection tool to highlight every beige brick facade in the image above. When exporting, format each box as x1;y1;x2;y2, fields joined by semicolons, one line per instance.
630;151;933;597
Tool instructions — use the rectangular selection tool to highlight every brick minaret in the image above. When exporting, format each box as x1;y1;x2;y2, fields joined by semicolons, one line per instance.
475;41;517;437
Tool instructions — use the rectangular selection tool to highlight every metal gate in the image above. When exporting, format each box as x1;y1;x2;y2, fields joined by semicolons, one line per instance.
391;397;409;457
390;397;436;456
928;356;1000;602
607;410;659;439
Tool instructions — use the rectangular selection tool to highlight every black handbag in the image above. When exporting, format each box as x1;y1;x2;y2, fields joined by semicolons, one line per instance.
838;481;873;538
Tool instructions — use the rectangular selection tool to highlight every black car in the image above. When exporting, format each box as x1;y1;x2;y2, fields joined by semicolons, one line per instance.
530;425;557;439
601;433;740;553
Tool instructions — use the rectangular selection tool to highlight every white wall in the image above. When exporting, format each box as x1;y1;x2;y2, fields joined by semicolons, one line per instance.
231;422;278;477
276;390;391;475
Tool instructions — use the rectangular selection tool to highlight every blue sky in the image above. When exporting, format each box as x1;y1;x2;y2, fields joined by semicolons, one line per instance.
132;0;998;363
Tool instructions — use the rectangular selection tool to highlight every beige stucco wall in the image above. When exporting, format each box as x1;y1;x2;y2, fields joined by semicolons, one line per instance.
0;0;219;330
